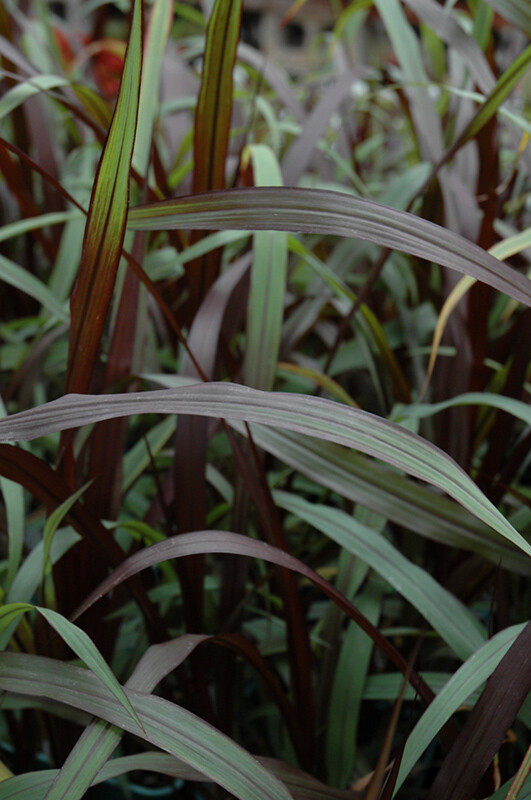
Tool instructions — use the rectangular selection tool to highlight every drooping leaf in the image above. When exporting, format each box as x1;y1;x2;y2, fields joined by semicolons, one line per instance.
274;491;486;660
0;652;294;800
0;74;70;121
0;604;143;732
226;423;529;573
0;383;529;559
127;187;531;306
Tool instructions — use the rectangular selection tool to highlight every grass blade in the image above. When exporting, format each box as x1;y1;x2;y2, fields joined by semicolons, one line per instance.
1;384;529;558
65;0;142;395
0;604;143;733
274;491;486;660
394;623;527;794
0;652;294;800
188;0;242;306
243;144;287;390
482;0;531;36
128;187;531;307
427;621;531;800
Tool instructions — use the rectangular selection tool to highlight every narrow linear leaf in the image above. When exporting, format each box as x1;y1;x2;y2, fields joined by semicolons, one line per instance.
0;383;529;558
188;0;242;305
127;187;531;307
0;253;68;320
193;0;242;194
233;423;530;573
65;0;142;394
427;621;531;800
395;391;531;427
243;144;287;390
43;635;208;800
0;74;70;120
0;751;356;800
455;42;531;148
274;491;486;660
482;0;531;36
0;653;294;800
423;228;531;391
132;0;173;176
0;604;143;733
42;481;93;580
394;623;527;795
0;444;162;639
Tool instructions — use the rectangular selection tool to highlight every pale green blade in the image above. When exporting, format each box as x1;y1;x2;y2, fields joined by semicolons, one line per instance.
0;652;293;800
0;604;142;733
274;491;486;660
393;623;528;794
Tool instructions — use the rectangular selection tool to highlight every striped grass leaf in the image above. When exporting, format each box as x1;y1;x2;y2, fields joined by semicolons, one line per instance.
65;0;142;395
243;144;287;390
64;530;430;698
0;652;294;800
229;424;531;573
127;187;531;307
193;0;242;195
0;383;530;559
326;579;384;788
188;0;242;305
393;622;528;794
274;491;486;661
0;753;356;800
426;621;531;800
0;604;143;733
42;635;209;800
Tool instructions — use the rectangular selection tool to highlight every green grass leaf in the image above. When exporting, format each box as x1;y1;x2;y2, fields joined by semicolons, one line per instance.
0;604;143;733
394;623;528;795
274;491;486;660
243;145;287;390
0;653;294;800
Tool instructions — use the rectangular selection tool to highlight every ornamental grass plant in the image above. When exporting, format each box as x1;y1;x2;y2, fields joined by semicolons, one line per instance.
0;0;531;798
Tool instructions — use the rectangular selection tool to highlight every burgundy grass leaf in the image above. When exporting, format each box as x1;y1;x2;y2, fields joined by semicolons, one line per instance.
64;0;142;396
427;619;531;800
0;444;164;640
69;529;435;706
188;0;243;310
128;187;531;307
